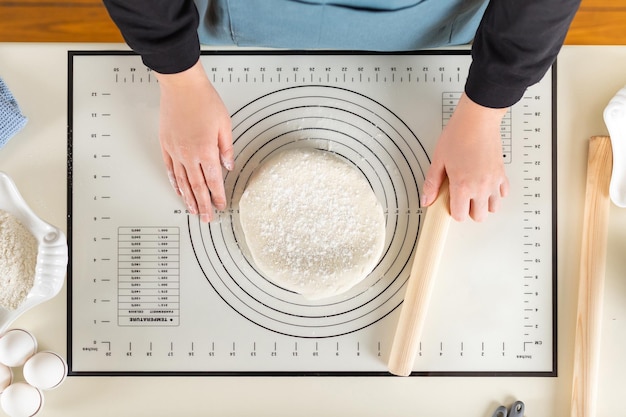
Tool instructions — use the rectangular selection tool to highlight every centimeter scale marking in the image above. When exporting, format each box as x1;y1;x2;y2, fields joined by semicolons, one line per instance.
111;63;465;86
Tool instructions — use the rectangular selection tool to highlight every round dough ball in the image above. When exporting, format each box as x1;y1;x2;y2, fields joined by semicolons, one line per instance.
239;148;386;299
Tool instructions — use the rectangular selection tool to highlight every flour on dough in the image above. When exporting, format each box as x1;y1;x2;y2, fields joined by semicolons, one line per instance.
238;148;386;299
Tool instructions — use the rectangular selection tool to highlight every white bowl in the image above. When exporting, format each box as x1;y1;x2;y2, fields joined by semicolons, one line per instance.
0;172;67;335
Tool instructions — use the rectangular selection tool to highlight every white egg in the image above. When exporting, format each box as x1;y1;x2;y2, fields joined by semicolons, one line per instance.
23;351;67;390
0;329;37;367
0;382;43;417
0;363;12;393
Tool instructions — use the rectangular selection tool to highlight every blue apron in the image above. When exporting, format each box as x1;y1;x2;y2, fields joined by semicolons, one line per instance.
195;0;488;50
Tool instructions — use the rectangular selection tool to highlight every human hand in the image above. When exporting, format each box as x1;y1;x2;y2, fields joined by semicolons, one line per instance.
421;93;510;222
155;60;234;223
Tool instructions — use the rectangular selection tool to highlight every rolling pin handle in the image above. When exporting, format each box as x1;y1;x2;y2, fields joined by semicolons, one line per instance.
388;179;451;376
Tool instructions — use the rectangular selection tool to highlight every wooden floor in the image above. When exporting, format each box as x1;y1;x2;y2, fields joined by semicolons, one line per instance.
0;0;624;45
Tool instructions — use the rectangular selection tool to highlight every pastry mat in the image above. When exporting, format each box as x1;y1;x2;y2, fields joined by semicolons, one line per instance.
67;50;556;375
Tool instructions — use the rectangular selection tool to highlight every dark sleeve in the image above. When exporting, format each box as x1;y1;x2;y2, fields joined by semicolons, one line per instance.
102;0;201;74
465;0;581;108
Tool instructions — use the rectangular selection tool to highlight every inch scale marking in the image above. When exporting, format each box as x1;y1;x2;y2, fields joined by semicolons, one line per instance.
69;51;555;375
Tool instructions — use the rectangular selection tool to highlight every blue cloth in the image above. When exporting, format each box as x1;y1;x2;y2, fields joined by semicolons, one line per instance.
0;77;27;148
195;0;488;50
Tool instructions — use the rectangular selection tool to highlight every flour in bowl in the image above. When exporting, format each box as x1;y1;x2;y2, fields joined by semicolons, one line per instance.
238;148;386;299
0;209;38;311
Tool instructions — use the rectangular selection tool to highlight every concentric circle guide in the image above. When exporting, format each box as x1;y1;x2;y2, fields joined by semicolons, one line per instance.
188;85;430;338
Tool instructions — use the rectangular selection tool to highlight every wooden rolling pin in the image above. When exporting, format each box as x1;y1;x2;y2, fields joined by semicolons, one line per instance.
571;136;613;417
388;179;451;376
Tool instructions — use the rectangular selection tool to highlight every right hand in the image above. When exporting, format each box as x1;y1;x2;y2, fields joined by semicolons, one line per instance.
421;93;510;222
155;60;234;223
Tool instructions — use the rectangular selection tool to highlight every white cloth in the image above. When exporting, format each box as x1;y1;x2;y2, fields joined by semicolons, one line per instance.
604;85;626;207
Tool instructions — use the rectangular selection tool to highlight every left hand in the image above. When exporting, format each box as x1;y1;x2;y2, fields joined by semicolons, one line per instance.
155;60;234;223
421;93;510;222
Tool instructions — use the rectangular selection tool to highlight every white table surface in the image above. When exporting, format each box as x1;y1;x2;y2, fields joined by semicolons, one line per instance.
1;43;625;417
